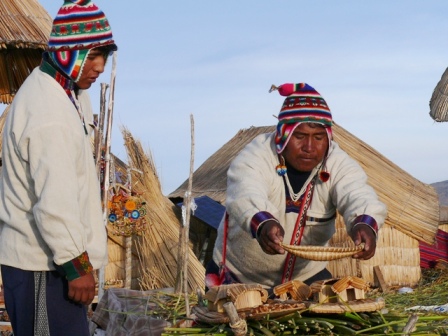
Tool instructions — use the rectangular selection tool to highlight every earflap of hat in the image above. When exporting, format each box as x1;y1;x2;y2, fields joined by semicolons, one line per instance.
275;122;300;154
49;49;89;82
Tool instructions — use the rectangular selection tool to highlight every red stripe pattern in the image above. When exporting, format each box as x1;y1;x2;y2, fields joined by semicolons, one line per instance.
419;229;448;268
47;0;116;52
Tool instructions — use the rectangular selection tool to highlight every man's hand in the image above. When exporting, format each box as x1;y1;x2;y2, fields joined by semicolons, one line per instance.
68;272;96;305
351;224;377;260
257;220;285;255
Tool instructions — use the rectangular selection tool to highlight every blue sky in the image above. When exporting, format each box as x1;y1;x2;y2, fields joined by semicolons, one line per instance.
33;1;448;194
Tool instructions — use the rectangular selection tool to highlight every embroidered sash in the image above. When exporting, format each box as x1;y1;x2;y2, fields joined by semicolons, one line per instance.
281;174;318;283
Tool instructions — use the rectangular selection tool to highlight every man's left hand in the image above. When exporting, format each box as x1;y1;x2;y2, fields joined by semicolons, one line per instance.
350;224;377;260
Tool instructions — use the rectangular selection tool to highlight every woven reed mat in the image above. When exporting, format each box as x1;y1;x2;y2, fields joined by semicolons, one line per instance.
308;298;385;314
193;301;307;323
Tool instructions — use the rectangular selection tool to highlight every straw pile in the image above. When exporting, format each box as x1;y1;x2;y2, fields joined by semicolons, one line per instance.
121;127;205;292
328;215;421;287
429;67;448;122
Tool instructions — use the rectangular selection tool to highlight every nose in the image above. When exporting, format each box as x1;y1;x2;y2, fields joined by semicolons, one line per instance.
93;57;106;74
301;137;314;152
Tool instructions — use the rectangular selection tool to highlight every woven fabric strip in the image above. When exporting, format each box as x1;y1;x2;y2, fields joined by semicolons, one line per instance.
60;251;93;281
34;271;50;336
281;175;317;283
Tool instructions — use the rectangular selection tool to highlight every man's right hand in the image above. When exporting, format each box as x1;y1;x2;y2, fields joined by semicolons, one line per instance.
256;220;285;255
67;272;96;305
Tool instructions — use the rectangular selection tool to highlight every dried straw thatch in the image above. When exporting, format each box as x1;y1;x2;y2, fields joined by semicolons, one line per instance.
169;126;273;204
332;123;439;245
0;0;52;104
121;127;205;292
169;123;440;286
328;216;422;287
429;67;448;122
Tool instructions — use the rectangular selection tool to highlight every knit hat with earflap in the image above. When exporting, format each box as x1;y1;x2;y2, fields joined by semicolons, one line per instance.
47;0;117;82
270;83;333;154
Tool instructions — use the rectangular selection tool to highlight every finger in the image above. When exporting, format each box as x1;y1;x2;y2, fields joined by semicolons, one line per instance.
82;290;94;306
71;289;81;303
68;288;75;301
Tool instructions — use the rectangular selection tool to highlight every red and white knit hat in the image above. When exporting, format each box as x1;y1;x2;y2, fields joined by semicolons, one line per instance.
270;83;333;153
47;0;117;82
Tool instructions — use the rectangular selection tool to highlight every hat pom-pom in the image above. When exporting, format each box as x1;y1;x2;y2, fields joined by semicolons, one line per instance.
276;163;287;176
269;83;307;97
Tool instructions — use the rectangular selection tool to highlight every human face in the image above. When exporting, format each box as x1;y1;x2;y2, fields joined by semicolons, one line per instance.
282;123;329;172
75;48;107;89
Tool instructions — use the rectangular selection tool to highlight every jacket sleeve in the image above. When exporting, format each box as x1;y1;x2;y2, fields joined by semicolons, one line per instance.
225;134;284;236
328;146;387;234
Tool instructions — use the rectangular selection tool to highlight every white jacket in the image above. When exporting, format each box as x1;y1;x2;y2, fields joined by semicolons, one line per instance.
0;67;107;271
213;132;387;287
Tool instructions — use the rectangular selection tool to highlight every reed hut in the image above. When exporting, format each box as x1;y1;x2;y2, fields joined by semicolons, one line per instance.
169;123;440;287
0;0;52;104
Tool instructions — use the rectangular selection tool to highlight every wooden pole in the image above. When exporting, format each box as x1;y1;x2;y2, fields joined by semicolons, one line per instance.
101;51;117;211
95;83;108;177
175;115;195;317
124;167;143;289
125;167;133;290
184;114;195;316
223;302;247;336
98;51;117;301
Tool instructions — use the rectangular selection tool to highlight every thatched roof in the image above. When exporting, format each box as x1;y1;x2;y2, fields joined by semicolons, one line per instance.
429;67;448;122
0;0;52;104
169;123;439;245
170;126;274;204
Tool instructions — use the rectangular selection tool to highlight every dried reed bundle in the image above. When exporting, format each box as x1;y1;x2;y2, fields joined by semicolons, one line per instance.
430;67;448;122
308;298;385;314
121;127;205;292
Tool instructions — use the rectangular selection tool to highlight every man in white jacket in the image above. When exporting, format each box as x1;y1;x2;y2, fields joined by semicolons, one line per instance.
0;1;117;334
206;83;387;291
